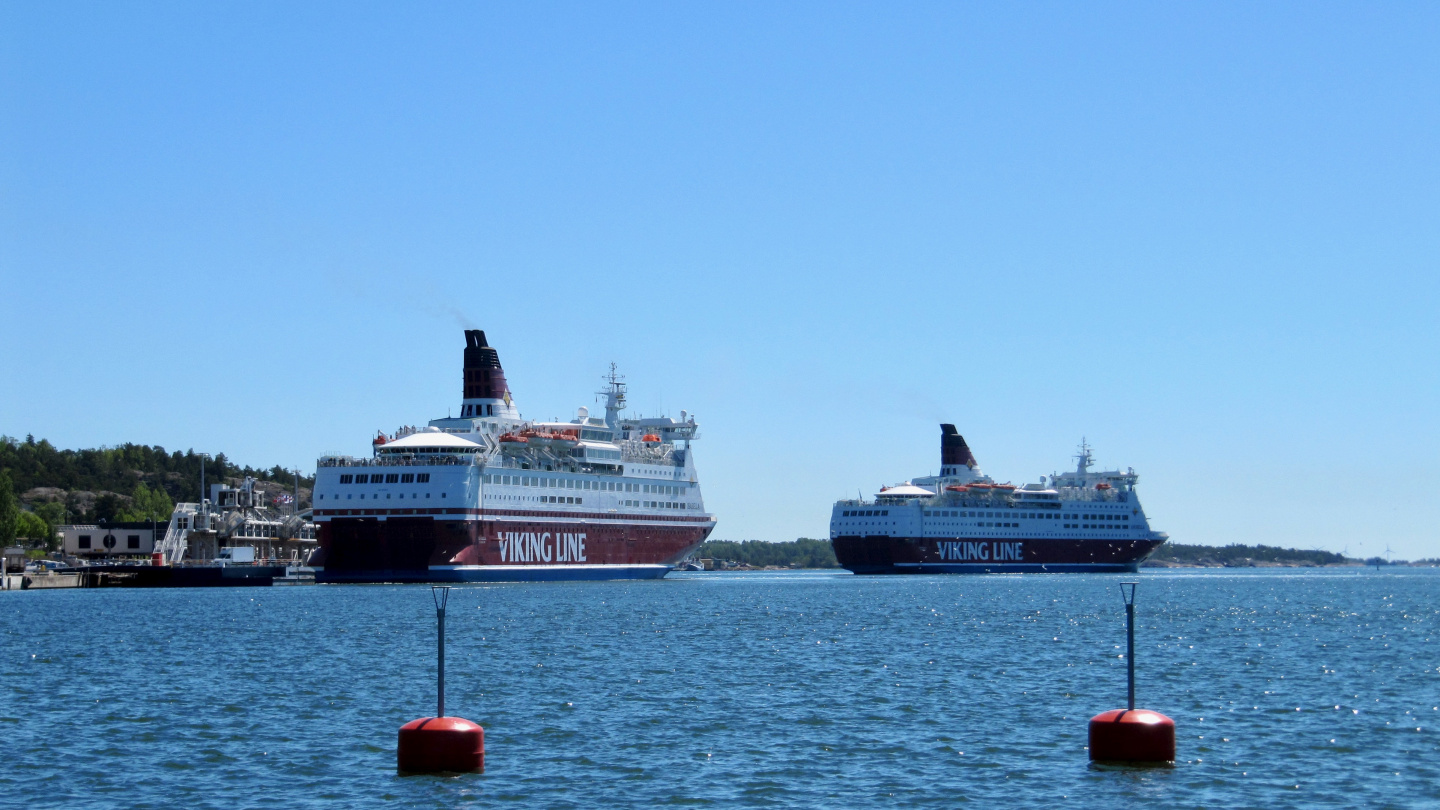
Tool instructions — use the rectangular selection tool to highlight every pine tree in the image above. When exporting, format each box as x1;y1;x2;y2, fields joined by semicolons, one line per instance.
0;470;17;545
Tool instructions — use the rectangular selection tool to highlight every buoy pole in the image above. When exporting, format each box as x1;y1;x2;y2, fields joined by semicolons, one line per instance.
435;585;447;718
1087;580;1175;765
397;585;484;774
1125;584;1135;711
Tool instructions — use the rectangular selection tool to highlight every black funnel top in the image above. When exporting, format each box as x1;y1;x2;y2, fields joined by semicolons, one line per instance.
940;424;978;469
462;329;509;401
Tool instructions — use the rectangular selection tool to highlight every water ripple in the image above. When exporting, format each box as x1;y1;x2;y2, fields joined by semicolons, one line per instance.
1;569;1437;807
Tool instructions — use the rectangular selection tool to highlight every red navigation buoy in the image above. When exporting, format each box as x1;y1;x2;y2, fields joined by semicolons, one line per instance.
1088;582;1175;765
398;586;485;774
1088;709;1175;763
398;716;484;774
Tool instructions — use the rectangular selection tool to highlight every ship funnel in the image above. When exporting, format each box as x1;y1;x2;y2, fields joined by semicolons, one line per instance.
460;330;516;418
940;424;978;475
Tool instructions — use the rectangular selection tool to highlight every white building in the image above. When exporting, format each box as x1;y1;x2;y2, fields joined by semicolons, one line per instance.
59;523;158;558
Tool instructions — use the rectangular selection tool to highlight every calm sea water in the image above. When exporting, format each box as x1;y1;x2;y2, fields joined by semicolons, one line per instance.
2;568;1437;809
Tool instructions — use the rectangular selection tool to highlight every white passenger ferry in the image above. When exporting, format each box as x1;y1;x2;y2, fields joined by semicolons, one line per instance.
831;426;1168;573
310;331;716;582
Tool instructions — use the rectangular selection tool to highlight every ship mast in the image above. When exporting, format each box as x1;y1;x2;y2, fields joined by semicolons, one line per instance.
1074;439;1094;476
598;363;627;428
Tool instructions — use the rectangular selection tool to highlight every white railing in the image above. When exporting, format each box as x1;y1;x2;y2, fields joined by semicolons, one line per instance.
157;503;201;564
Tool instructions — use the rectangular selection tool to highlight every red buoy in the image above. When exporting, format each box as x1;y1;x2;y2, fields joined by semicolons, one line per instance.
398;716;484;774
1088;582;1175;765
1088;709;1175;763
397;586;485;775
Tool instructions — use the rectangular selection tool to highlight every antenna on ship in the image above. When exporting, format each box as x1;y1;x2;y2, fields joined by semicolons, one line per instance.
598;363;627;428
1075;439;1094;476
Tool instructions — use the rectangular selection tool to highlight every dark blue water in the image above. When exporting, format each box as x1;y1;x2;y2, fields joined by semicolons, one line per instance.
2;569;1437;808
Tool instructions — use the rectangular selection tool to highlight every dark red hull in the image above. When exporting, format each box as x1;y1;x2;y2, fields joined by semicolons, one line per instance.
311;510;715;582
832;534;1167;574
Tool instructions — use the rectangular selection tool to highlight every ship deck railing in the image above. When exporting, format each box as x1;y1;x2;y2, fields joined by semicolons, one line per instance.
318;455;477;468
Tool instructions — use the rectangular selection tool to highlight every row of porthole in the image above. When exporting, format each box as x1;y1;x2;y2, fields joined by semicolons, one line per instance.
319;492;445;500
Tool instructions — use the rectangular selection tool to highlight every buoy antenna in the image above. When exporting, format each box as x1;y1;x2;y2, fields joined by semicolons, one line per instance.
432;585;450;717
1119;582;1137;709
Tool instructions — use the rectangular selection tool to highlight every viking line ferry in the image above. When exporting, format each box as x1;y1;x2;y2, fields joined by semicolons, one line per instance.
309;330;716;582
830;426;1168;574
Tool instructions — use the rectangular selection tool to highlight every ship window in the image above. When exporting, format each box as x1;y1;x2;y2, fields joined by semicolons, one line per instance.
402;474;415;483
442;493;446;498
340;475;353;484
78;535;91;548
386;474;399;484
417;474;430;483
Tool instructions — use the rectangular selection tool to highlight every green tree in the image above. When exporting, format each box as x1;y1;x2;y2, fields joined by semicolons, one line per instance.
15;511;49;544
93;493;123;524
31;501;66;551
117;483;174;522
0;469;18;544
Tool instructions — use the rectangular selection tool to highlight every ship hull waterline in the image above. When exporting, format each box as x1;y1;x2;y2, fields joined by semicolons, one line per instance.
311;514;714;584
831;535;1166;575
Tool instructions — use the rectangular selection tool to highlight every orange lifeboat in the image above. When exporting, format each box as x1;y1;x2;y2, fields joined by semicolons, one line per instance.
373;432;387;446
642;433;662;446
945;485;969;492
553;429;581;449
1096;482;1113;491
969;483;993;490
995;483;1016;491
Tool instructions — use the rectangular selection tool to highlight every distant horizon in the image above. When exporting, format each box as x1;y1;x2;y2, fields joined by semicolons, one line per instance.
3;4;1436;559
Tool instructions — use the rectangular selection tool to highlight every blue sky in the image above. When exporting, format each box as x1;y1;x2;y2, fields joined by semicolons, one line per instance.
2;3;1436;559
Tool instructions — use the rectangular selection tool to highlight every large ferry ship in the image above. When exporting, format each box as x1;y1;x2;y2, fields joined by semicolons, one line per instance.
830;426;1167;574
310;330;716;582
